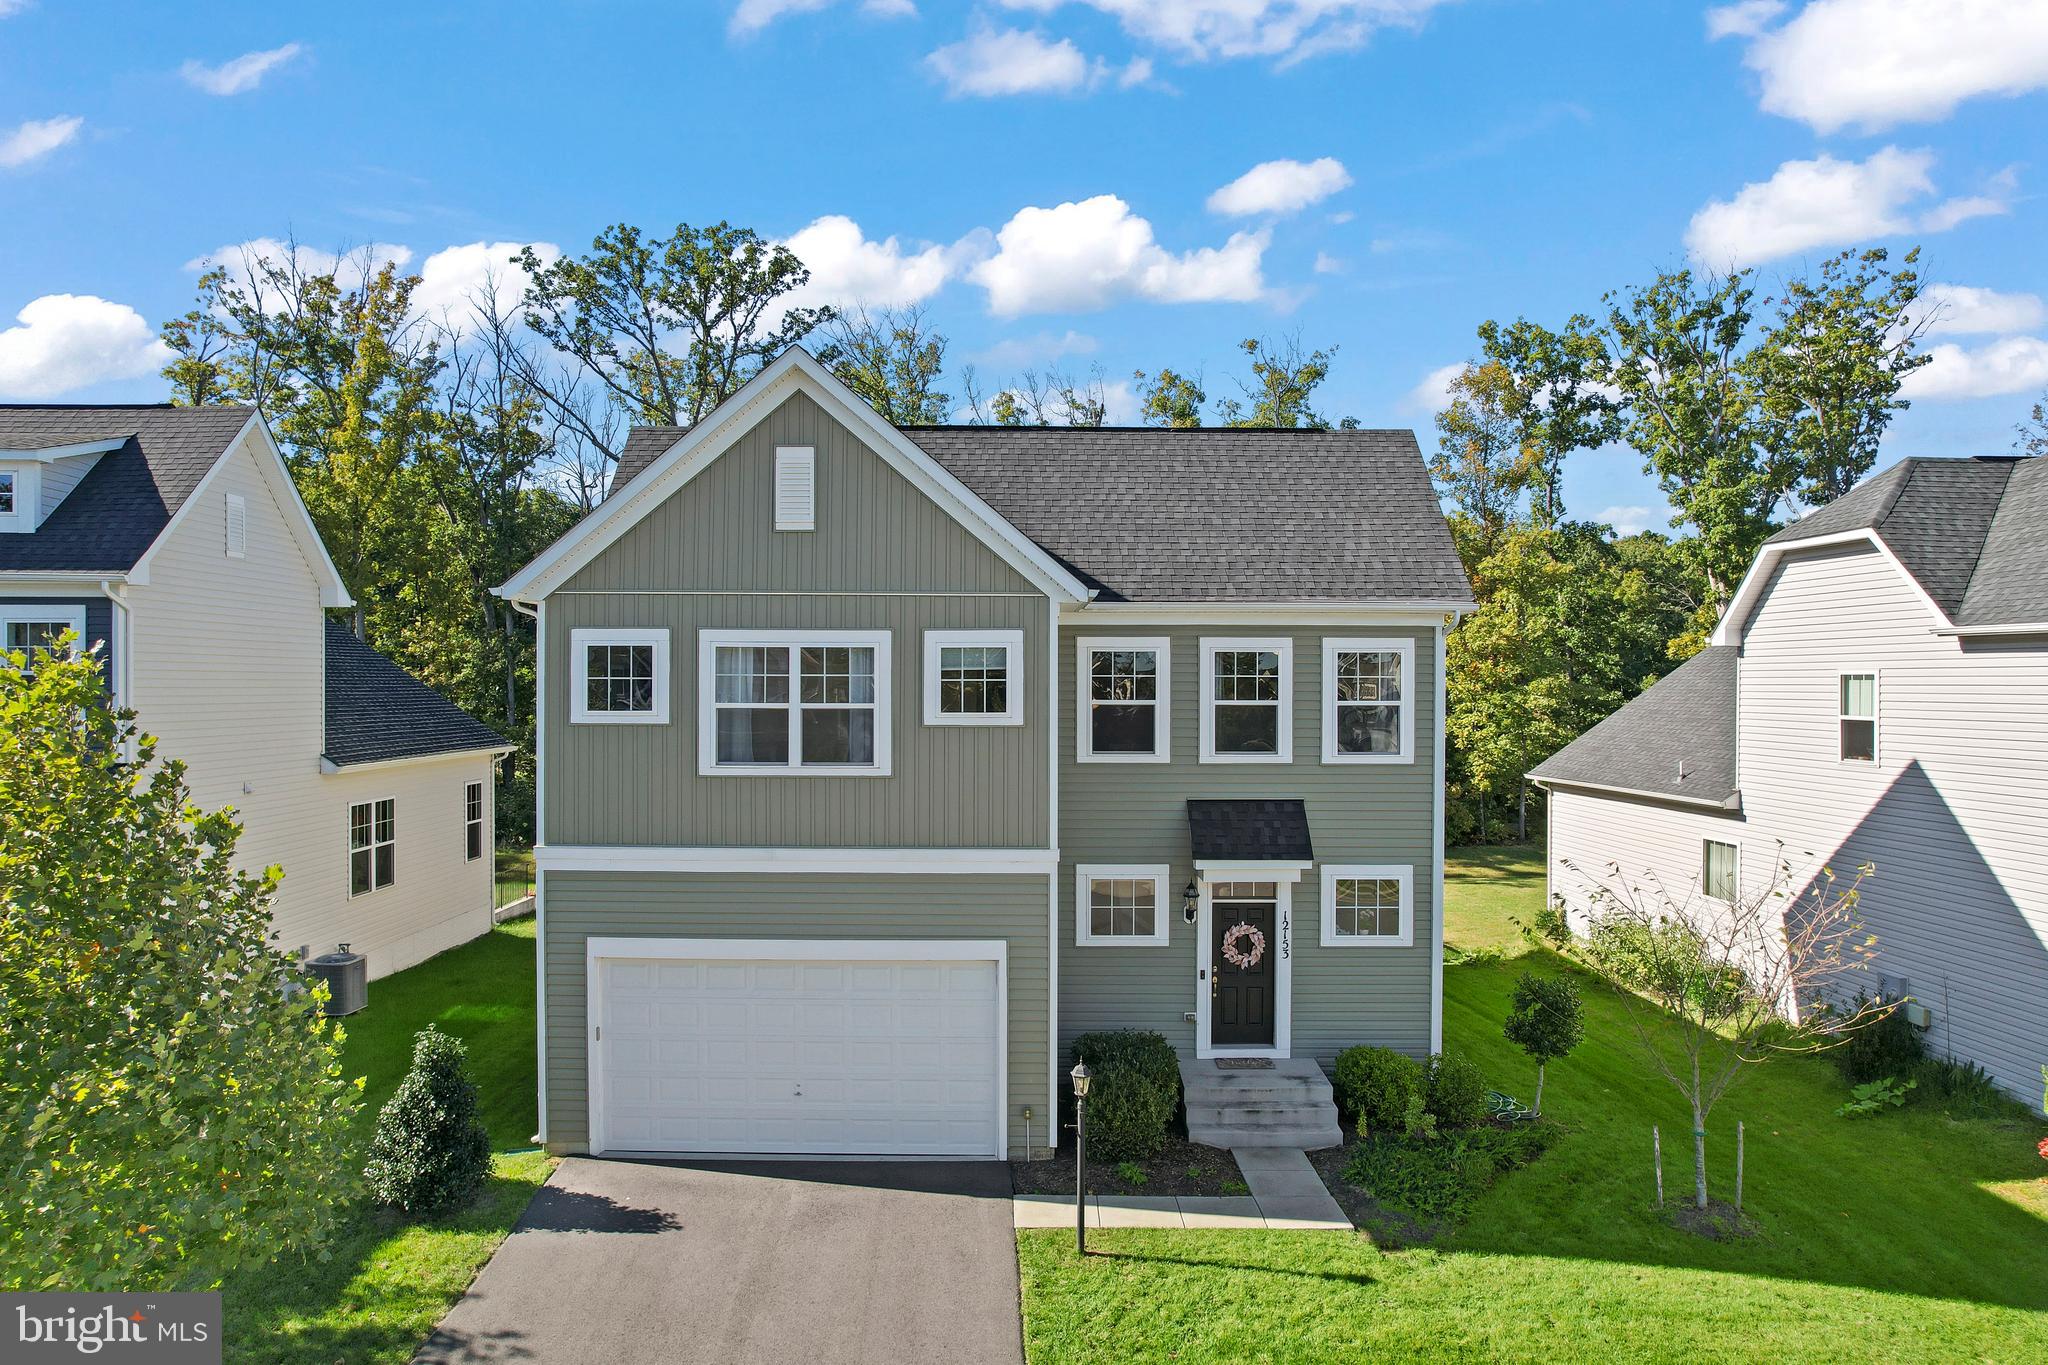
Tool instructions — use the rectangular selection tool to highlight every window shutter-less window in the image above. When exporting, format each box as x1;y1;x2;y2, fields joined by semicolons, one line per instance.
225;493;248;558
774;446;815;531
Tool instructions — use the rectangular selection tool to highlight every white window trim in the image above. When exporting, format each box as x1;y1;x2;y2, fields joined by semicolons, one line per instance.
1702;837;1742;906
773;444;815;532
464;779;486;862
0;464;39;533
1198;636;1293;764
1074;864;1172;947
569;627;671;726
0;602;88;655
224;493;248;559
697;628;893;777
1075;636;1172;764
1321;636;1416;765
1319;863;1415;948
1837;668;1878;765
348;796;397;899
923;628;1024;727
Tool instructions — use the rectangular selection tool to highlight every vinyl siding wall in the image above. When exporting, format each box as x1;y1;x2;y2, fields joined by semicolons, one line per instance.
541;871;1053;1157
543;391;1051;849
124;429;492;978
1056;623;1439;1064
1545;786;1745;924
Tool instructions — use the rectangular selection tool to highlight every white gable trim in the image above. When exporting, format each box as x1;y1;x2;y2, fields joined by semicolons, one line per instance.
127;416;353;608
0;437;131;462
1710;529;1948;648
493;348;1090;604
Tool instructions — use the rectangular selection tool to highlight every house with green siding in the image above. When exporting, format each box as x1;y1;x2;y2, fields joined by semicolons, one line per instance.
496;347;1472;1160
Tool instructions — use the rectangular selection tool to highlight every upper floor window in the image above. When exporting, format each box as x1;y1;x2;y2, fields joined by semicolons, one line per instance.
350;798;395;897
698;629;892;775
0;471;14;515
1320;864;1413;947
1077;637;1171;763
0;603;85;662
1702;838;1739;904
1075;865;1170;946
1200;637;1292;762
0;466;31;533
1322;637;1413;764
924;629;1023;726
464;780;485;862
1839;672;1876;762
570;628;671;725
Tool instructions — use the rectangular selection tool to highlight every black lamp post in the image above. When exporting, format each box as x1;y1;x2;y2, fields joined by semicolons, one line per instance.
1070;1061;1092;1254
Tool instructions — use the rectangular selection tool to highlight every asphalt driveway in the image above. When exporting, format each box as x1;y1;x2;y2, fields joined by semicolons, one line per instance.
414;1156;1023;1365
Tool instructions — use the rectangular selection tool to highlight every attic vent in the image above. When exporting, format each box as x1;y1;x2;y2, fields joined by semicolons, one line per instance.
225;493;248;559
774;445;815;532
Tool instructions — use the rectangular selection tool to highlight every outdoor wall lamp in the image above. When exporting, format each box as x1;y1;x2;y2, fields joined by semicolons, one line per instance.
1182;879;1200;924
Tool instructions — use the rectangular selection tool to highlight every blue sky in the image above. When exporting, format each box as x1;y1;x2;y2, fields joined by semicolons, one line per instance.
2;0;2044;529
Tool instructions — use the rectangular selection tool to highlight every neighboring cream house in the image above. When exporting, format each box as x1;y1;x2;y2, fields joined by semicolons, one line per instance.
1532;455;2048;1099
0;405;510;979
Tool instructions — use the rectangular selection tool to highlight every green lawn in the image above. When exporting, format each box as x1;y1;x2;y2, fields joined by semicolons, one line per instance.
1019;844;2048;1364
220;922;549;1364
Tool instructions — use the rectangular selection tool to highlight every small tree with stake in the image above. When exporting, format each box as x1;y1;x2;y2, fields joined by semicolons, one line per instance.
1503;972;1583;1117
1539;845;1881;1212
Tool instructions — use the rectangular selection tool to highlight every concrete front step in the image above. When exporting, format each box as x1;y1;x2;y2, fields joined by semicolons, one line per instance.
1183;1079;1335;1105
1186;1101;1336;1128
1180;1058;1342;1152
1190;1121;1345;1150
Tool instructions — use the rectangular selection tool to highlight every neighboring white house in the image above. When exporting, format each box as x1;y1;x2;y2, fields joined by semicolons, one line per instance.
0;405;511;979
1531;454;2048;1100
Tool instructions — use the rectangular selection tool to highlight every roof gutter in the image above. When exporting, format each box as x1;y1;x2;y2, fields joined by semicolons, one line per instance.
1530;774;1742;813
319;744;516;775
1931;621;2048;638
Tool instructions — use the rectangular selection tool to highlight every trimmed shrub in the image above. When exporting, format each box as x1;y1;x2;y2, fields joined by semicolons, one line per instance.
1334;1045;1426;1137
1426;1051;1489;1130
1832;996;1925;1084
1071;1030;1180;1162
1343;1123;1557;1224
365;1026;492;1215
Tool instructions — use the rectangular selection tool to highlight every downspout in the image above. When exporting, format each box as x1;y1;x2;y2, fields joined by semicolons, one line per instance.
507;594;547;1149
101;580;135;759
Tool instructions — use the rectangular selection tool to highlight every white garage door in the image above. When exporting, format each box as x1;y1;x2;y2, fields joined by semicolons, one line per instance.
592;944;1003;1157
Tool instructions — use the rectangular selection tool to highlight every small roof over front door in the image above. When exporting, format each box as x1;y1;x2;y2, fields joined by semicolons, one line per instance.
1187;799;1313;874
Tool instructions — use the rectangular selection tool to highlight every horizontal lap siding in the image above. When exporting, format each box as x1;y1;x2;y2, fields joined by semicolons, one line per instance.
1057;625;1438;1062
1546;788;1746;918
543;872;1051;1156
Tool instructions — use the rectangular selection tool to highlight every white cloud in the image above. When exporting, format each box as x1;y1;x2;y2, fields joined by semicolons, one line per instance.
968;329;1100;369
1407;361;1464;414
995;0;1458;64
187;238;415;314
1597;505;1662;536
1206;156;1352;217
1313;251;1345;275
0;294;173;399
730;0;913;33
1684;147;2007;269
1912;283;2045;337
1731;0;2048;133
968;194;1268;316
412;241;561;333
180;43;304;96
926;26;1097;96
1704;0;1784;39
0;115;82;169
0;1;31;17
1905;336;2048;400
780;216;968;310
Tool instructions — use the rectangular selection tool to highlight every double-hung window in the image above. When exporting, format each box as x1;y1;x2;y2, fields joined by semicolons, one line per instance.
0;472;14;516
0;603;86;661
569;628;670;724
1702;839;1739;903
464;781;485;862
924;629;1023;726
1075;865;1170;946
350;798;395;896
1320;864;1413;947
1322;637;1413;763
1077;637;1170;762
699;629;892;775
1200;637;1291;762
1839;672;1876;762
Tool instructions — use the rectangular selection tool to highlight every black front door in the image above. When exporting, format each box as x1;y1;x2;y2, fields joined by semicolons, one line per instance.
1211;898;1276;1047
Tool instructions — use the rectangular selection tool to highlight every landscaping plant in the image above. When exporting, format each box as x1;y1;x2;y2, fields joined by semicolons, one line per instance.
1544;846;1883;1210
1835;1076;1915;1118
1333;1045;1427;1137
1425;1052;1489;1129
1829;993;1923;1084
1502;971;1583;1116
0;641;362;1290
1070;1030;1179;1163
365;1026;492;1215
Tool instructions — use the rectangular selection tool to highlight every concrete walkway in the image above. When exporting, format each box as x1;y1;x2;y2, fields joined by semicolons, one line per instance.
1013;1148;1349;1231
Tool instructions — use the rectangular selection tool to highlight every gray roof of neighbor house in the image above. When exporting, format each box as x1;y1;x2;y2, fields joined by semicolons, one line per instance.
0;405;255;573
323;620;510;767
1527;646;1741;808
1765;454;2048;626
612;424;1472;604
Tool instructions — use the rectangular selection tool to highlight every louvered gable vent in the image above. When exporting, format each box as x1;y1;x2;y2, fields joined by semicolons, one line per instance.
774;445;815;531
225;493;248;558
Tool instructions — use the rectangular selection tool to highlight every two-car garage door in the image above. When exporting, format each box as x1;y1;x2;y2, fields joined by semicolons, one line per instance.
590;940;1004;1158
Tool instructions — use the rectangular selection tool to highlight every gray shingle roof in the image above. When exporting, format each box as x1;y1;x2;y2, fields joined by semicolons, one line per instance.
1528;646;1741;807
1188;799;1316;862
324;620;509;767
1766;455;2042;625
0;405;254;574
614;423;1472;604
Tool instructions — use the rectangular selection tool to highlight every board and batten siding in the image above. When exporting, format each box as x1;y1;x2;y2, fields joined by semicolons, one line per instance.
1056;623;1439;1063
544;391;1050;850
541;871;1052;1157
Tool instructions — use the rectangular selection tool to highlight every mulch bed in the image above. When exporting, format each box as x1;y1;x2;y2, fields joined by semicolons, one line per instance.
1012;1135;1247;1198
1666;1196;1761;1241
1307;1140;1426;1243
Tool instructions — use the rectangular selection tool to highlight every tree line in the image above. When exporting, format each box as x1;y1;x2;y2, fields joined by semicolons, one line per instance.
155;225;2034;848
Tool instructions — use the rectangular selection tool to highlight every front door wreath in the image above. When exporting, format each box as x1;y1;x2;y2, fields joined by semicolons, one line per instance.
1220;921;1267;970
